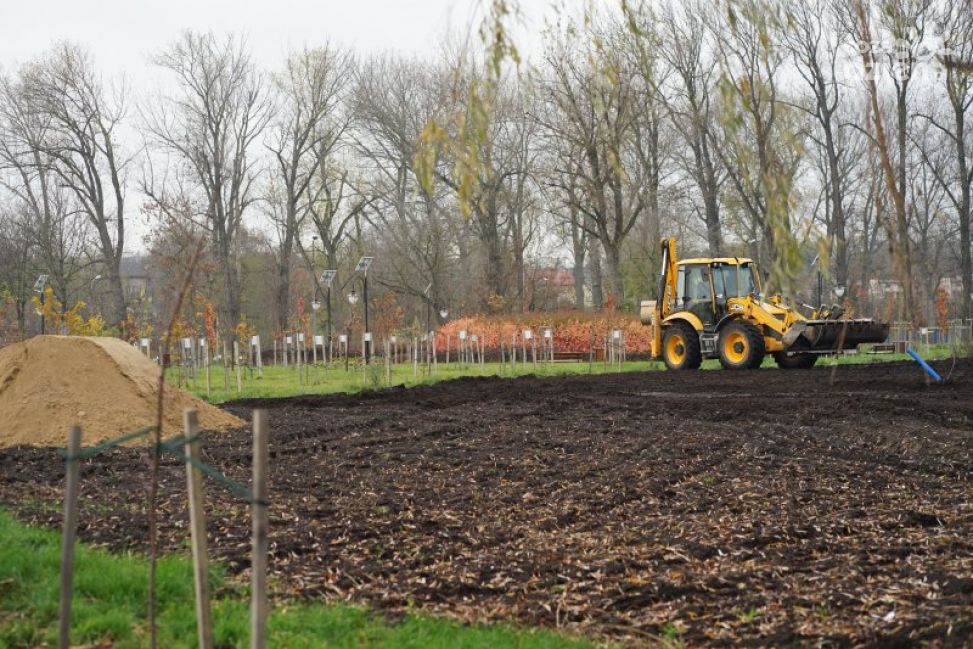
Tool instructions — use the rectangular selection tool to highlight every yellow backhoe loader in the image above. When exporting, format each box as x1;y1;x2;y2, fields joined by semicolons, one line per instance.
640;239;889;370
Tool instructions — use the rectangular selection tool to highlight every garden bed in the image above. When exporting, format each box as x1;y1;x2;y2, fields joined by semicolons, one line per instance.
1;359;971;645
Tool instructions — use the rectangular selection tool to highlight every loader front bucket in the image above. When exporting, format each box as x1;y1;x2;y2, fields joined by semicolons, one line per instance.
802;319;889;351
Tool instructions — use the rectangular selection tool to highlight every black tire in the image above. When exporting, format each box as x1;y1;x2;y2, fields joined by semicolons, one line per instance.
661;322;702;370
774;340;818;369
718;319;766;370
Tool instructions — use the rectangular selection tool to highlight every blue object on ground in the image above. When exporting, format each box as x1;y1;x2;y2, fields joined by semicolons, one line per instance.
906;347;943;382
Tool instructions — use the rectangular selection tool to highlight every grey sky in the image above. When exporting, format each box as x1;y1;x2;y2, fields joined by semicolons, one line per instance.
0;0;562;83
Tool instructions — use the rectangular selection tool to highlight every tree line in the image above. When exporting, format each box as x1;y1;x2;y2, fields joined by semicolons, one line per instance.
1;0;971;344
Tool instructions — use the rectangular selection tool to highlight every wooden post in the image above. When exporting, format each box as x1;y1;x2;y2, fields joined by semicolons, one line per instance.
183;410;214;649
204;342;211;397
58;425;82;649
223;341;230;391
445;334;450;366
251;410;269;649
385;338;391;386
234;341;243;393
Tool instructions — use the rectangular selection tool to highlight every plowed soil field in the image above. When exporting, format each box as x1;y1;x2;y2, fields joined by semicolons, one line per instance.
2;360;972;646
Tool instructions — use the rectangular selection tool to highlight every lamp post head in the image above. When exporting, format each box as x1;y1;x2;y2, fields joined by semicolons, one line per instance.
439;307;449;320
834;285;846;299
347;288;359;305
355;256;373;274
311;299;322;312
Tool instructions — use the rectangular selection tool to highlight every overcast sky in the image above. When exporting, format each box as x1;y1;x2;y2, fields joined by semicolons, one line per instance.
0;0;574;250
0;0;564;84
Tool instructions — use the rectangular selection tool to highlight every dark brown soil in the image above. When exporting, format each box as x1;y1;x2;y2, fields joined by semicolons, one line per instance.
2;360;972;646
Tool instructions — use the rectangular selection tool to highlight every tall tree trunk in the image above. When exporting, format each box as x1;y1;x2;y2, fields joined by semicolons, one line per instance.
602;241;625;307
823;125;848;292
700;139;723;256
570;207;587;310
276;256;290;334
956;105;972;319
589;240;604;310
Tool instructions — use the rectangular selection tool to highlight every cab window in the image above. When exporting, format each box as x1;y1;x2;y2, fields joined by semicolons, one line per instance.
682;264;712;303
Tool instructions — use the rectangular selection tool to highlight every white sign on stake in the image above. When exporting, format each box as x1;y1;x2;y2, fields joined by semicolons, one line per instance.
200;338;207;349
459;330;467;340
613;329;622;339
182;337;192;350
285;336;293;344
470;334;478;343
390;335;397;344
140;338;150;348
543;329;552;339
298;333;305;342
363;332;372;342
314;335;324;345
523;330;533;340
251;335;260;346
339;334;348;344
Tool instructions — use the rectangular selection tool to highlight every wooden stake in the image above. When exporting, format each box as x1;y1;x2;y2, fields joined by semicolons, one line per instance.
223;341;230;391
234;341;243;393
204;343;211;397
183;410;214;649
385;338;391;386
58;425;82;649
251;410;269;649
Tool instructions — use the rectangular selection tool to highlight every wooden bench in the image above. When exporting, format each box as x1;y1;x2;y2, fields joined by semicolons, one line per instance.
868;341;906;354
552;351;588;362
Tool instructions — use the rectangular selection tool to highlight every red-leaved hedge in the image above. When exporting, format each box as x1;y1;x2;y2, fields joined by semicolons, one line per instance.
437;310;649;354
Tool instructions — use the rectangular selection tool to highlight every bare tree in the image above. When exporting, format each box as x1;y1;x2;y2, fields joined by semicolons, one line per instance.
658;0;726;255
539;16;653;304
710;0;806;290
0;65;90;320
18;44;129;326
266;44;353;332
780;0;854;294
145;32;271;340
353;54;459;310
853;0;926;325
915;0;973;317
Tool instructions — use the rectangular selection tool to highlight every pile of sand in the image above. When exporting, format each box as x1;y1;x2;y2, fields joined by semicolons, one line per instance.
0;336;243;448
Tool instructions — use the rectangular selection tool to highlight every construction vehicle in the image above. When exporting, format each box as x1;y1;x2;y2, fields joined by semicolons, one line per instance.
640;239;889;370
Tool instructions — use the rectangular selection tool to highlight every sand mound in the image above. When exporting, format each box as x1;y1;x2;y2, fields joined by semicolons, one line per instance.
0;336;243;448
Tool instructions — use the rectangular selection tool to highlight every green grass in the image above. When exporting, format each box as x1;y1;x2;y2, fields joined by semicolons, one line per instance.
170;344;963;404
0;509;603;649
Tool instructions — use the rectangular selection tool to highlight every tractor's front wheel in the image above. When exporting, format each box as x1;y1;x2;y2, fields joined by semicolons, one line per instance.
718;320;766;370
662;322;702;370
773;340;818;369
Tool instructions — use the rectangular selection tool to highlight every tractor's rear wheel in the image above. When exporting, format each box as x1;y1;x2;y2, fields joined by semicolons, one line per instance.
718;320;766;370
662;322;702;370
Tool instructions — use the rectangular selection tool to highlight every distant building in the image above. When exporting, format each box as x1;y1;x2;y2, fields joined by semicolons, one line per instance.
119;256;151;299
529;267;577;310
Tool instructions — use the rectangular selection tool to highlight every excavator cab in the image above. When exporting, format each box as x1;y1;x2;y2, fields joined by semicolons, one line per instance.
642;238;889;370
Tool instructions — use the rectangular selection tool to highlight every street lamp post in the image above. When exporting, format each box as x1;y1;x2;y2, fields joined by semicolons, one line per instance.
321;269;337;362
33;274;49;335
342;257;374;364
422;282;433;364
311;297;321;381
